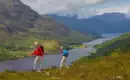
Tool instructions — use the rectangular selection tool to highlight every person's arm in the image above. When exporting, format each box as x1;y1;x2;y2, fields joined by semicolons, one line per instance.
28;50;35;56
31;50;36;55
28;46;38;56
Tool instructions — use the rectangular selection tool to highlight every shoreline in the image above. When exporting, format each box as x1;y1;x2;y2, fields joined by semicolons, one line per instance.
0;48;92;72
0;43;90;62
0;47;88;63
0;36;108;63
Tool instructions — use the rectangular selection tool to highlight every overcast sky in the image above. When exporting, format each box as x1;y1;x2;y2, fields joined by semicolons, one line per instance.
21;0;130;19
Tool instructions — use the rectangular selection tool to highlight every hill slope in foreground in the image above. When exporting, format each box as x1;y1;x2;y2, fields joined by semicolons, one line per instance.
1;52;130;80
0;0;95;44
1;33;130;80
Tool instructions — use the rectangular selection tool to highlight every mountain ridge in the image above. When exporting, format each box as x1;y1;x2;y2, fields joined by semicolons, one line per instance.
49;13;130;35
0;0;95;44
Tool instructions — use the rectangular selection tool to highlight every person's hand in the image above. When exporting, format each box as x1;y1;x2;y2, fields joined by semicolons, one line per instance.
27;53;31;56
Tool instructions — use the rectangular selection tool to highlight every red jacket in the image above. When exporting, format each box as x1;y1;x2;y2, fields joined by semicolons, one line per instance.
31;45;44;57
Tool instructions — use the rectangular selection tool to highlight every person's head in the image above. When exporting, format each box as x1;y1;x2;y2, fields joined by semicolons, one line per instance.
60;46;63;49
34;41;38;46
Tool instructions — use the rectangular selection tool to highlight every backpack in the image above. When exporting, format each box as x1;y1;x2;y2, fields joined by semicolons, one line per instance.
38;45;44;52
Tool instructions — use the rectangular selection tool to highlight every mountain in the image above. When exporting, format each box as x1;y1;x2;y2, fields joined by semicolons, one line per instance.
0;0;96;44
49;13;130;35
90;13;126;22
92;32;130;57
49;14;100;36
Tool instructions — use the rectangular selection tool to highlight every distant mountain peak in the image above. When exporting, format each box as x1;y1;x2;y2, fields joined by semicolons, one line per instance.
88;13;127;22
50;12;130;35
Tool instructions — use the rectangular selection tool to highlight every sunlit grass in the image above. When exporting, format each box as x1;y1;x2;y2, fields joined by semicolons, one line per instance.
0;52;130;80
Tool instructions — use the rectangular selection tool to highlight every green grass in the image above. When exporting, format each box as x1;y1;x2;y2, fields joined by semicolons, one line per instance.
0;46;17;61
0;29;10;43
1;52;130;80
66;52;130;80
70;44;86;48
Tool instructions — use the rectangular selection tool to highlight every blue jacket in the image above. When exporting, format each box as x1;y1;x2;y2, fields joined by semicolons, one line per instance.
62;50;69;57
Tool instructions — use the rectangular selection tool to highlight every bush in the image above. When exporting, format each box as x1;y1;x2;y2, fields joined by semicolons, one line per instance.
111;52;119;57
43;40;60;53
0;47;16;61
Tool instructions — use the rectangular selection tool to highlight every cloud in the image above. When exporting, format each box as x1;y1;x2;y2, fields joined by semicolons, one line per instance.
71;8;98;19
21;0;115;14
126;7;130;18
97;5;130;15
21;0;130;19
56;5;130;19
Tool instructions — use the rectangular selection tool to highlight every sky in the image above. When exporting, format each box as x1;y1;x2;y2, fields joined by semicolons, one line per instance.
21;0;130;19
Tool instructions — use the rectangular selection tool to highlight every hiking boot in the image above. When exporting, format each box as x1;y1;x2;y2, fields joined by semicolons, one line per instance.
32;69;36;72
41;69;44;71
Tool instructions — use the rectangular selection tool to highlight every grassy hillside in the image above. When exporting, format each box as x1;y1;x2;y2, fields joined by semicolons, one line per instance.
91;32;130;58
1;32;130;80
1;52;130;80
94;32;130;49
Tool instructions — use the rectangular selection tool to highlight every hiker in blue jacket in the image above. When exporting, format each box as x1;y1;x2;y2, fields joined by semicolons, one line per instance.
59;46;69;70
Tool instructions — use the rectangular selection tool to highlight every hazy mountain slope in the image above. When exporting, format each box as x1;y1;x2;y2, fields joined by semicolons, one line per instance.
50;13;130;35
49;14;100;36
0;0;95;44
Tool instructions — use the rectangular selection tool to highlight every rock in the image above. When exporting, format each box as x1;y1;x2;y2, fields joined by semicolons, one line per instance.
115;76;123;80
77;72;85;78
112;76;123;80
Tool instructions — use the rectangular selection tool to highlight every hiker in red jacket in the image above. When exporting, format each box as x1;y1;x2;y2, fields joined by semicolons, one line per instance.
29;42;44;72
